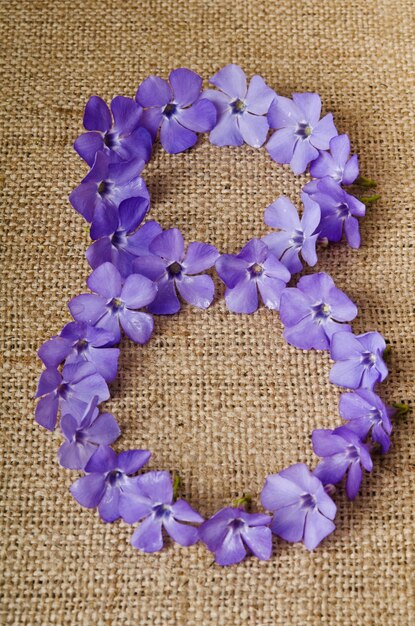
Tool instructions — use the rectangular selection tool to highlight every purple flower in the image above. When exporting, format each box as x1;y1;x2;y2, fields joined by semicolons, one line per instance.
133;228;219;314
199;507;272;566
266;93;338;174
309;134;359;185
136;68;216;153
215;239;290;314
202;64;275;148
261;463;336;550
329;331;388;390
310;177;365;248
279;273;357;350
70;446;151;522
119;471;203;552
339;389;394;453
38;321;119;382
312;427;373;500
85;196;162;278
74;95;153;166
69;152;149;240
262;193;321;273
35;362;110;431
58;396;120;470
69;262;157;345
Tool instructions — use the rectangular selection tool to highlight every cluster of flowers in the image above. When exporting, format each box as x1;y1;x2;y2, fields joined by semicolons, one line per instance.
36;65;396;566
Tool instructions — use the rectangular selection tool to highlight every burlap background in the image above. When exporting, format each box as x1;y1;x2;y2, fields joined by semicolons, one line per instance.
1;1;414;624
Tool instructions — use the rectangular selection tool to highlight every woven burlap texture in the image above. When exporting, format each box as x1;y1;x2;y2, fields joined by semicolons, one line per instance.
1;1;414;624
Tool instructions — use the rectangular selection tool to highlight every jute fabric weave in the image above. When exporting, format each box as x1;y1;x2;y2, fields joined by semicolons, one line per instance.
1;1;414;624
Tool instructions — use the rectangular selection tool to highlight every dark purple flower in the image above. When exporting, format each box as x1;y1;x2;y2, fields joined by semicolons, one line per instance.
312;427;373;500
35;362;110;431
199;507;272;566
339;389;394;453
74;95;153;166
309;177;365;248
267;93;338;174
69;152;149;240
279;273;357;350
69;262;157;345
262;193;320;273
202;64;275;148
85;195;162;278
119;471;203;552
136;68;216;153
329;331;388;390
133;228;219;314
309;134;359;185
70;446;151;522
261;463;336;550
215;239;290;314
38;321;119;382
58;396;120;470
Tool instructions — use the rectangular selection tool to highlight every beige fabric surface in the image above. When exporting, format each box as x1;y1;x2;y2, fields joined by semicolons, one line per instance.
1;1;414;624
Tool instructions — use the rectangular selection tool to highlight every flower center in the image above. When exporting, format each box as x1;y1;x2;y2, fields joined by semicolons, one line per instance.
346;444;359;461
153;503;171;518
368;408;382;424
103;131;118;148
291;228;304;247
231;98;246;114
337;202;350;218
97;180;108;196
311;302;331;322
167;261;182;277
361;351;377;367
300;493;316;509
109;297;124;312
229;518;245;530
107;470;123;486
76;338;88;354
250;263;263;276
296;122;312;139
111;230;127;248
57;382;69;398
163;102;177;118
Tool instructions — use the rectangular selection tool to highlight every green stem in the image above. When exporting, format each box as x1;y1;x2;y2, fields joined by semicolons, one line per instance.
383;345;392;359
392;402;410;418
355;175;377;188
173;473;181;500
232;494;252;510
361;194;381;205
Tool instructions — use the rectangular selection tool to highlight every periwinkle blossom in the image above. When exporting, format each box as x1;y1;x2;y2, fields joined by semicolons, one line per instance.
69;262;157;345
261;463;336;550
133;228;219;314
215;238;291;314
69;152;149;240
329;331;388;390
262;193;320;274
309;177;366;248
85;195;162;278
74;95;153;166
136;68;216;153
339;389;394;453
279;272;357;350
120;471;203;552
58;396;120;470
312;426;373;500
38;321;120;383
202;64;276;148
198;507;272;566
70;446;151;522
309;134;359;185
35;362;110;431
266;93;338;174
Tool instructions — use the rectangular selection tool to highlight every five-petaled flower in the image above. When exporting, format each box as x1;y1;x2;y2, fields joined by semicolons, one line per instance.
198;507;272;566
339;389;394;454
309;133;359;185
202;63;276;148
329;331;388;390
279;272;357;350
261;463;336;550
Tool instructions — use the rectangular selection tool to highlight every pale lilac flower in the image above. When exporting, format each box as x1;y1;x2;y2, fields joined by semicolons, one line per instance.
267;93;338;174
69;262;157;344
312;427;373;500
38;321;119;382
215;239;290;314
310;177;365;248
120;471;203;552
69;152;149;240
330;331;388;390
262;193;321;273
35;362;109;431
58;396;120;470
279;273;357;350
74;95;153;166
261;463;336;550
309;134;359;185
70;446;151;522
339;389;394;453
133;228;219;314
202;64;275;148
136;68;216;153
199;507;272;566
85;195;162;277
